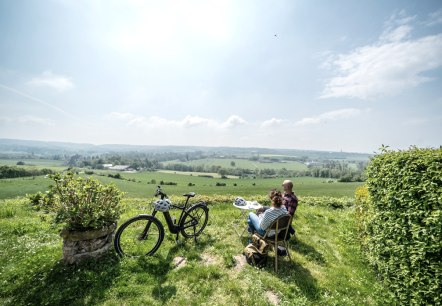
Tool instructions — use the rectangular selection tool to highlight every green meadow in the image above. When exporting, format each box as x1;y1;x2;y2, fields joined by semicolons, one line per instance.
0;171;362;200
0;159;384;305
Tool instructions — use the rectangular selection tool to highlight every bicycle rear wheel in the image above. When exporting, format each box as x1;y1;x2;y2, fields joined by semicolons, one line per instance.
180;204;209;238
114;215;164;257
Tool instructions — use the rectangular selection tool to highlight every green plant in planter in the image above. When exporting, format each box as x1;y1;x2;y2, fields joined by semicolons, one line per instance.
40;172;123;231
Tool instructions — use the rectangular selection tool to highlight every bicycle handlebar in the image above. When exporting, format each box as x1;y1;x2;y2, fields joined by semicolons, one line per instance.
154;186;167;199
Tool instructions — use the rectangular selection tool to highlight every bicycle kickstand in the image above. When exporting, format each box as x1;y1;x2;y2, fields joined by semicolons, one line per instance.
193;226;197;244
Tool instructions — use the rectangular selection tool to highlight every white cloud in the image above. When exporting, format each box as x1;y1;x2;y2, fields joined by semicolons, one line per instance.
321;12;442;99
295;108;362;126
220;115;247;128
0;115;54;126
261;117;284;128
28;71;74;92
106;113;246;129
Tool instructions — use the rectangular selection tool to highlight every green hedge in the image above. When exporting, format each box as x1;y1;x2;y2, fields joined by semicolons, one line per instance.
359;147;441;304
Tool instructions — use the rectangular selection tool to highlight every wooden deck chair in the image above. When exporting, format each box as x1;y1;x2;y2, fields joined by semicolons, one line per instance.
255;214;292;272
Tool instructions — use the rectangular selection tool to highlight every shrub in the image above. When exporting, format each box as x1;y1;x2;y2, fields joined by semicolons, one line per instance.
160;181;177;186
361;147;442;304
108;173;122;179
215;182;226;186
29;172;123;231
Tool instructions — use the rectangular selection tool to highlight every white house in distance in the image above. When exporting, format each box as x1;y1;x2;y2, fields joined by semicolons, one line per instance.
109;165;131;171
102;164;134;171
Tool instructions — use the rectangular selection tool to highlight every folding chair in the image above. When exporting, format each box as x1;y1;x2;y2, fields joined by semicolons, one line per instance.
255;214;292;272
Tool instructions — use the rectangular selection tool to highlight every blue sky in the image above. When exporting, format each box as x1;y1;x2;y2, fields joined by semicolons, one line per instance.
0;0;441;153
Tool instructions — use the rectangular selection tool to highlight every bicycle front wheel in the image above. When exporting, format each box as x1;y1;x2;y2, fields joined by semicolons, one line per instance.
114;215;164;257
180;204;209;238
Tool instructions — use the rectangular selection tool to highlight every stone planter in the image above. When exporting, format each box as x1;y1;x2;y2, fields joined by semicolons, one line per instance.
60;223;117;264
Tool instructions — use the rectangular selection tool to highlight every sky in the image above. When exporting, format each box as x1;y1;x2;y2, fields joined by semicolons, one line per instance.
0;0;441;153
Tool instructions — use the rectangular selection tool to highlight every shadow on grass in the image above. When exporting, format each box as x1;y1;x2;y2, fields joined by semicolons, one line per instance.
7;252;121;306
289;260;321;301
239;234;322;301
291;238;327;266
136;232;215;304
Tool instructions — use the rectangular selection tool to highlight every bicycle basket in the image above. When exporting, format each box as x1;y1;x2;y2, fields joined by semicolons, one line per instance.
153;199;172;212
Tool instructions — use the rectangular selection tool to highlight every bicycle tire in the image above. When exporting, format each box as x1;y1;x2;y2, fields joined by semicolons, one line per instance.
114;215;164;257
180;203;209;238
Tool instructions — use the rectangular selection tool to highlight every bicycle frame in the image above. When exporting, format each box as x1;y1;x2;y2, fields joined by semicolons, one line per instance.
141;187;202;240
151;197;193;234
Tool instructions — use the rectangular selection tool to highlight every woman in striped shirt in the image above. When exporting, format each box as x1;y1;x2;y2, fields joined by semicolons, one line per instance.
247;189;288;236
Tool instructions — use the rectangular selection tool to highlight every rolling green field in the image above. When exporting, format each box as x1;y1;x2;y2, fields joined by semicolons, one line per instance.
163;158;308;171
0;171;363;200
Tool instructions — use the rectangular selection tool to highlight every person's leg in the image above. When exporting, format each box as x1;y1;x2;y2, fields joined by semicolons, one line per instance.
247;212;266;236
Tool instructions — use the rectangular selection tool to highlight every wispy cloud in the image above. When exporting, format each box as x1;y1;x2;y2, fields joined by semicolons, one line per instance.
424;9;442;26
27;71;74;92
261;117;284;128
295;108;362;126
106;113;247;129
321;11;442;100
0;115;54;126
0;83;78;120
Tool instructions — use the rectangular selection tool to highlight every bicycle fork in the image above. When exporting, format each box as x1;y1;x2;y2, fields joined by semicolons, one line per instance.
139;211;158;241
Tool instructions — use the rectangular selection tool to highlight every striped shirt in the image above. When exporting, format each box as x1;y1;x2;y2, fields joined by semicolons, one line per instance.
259;206;288;231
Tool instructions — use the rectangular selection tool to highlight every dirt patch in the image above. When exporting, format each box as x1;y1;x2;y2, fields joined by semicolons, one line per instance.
233;254;247;271
265;291;279;305
172;256;187;270
201;253;219;266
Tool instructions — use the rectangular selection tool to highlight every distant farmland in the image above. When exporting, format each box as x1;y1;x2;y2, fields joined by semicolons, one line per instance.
163;158;308;171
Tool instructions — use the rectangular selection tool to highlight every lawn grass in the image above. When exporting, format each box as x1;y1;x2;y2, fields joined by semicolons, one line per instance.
0;197;387;305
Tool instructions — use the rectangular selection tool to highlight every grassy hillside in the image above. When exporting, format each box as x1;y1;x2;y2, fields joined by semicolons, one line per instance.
0;197;387;305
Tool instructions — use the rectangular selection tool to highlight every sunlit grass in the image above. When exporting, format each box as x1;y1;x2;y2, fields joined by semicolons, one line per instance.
0;197;387;305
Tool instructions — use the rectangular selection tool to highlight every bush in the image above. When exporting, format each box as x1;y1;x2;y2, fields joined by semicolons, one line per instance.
215;182;226;186
160;181;177;186
0;165;54;179
360;147;442;304
29;172;123;231
108;173;122;179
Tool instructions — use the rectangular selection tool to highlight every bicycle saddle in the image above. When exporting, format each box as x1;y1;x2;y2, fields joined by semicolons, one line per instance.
183;192;195;198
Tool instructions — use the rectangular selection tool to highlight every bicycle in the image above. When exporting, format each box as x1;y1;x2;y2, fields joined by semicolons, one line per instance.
114;186;209;257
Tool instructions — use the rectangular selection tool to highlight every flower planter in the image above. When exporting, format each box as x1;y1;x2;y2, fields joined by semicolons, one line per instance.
60;223;117;264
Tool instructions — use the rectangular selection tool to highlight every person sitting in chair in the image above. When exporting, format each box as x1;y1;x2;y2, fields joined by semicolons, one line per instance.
247;189;288;236
256;179;298;238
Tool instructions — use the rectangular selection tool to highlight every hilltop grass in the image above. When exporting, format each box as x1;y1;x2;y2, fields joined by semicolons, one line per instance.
0;196;387;305
0;172;363;200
